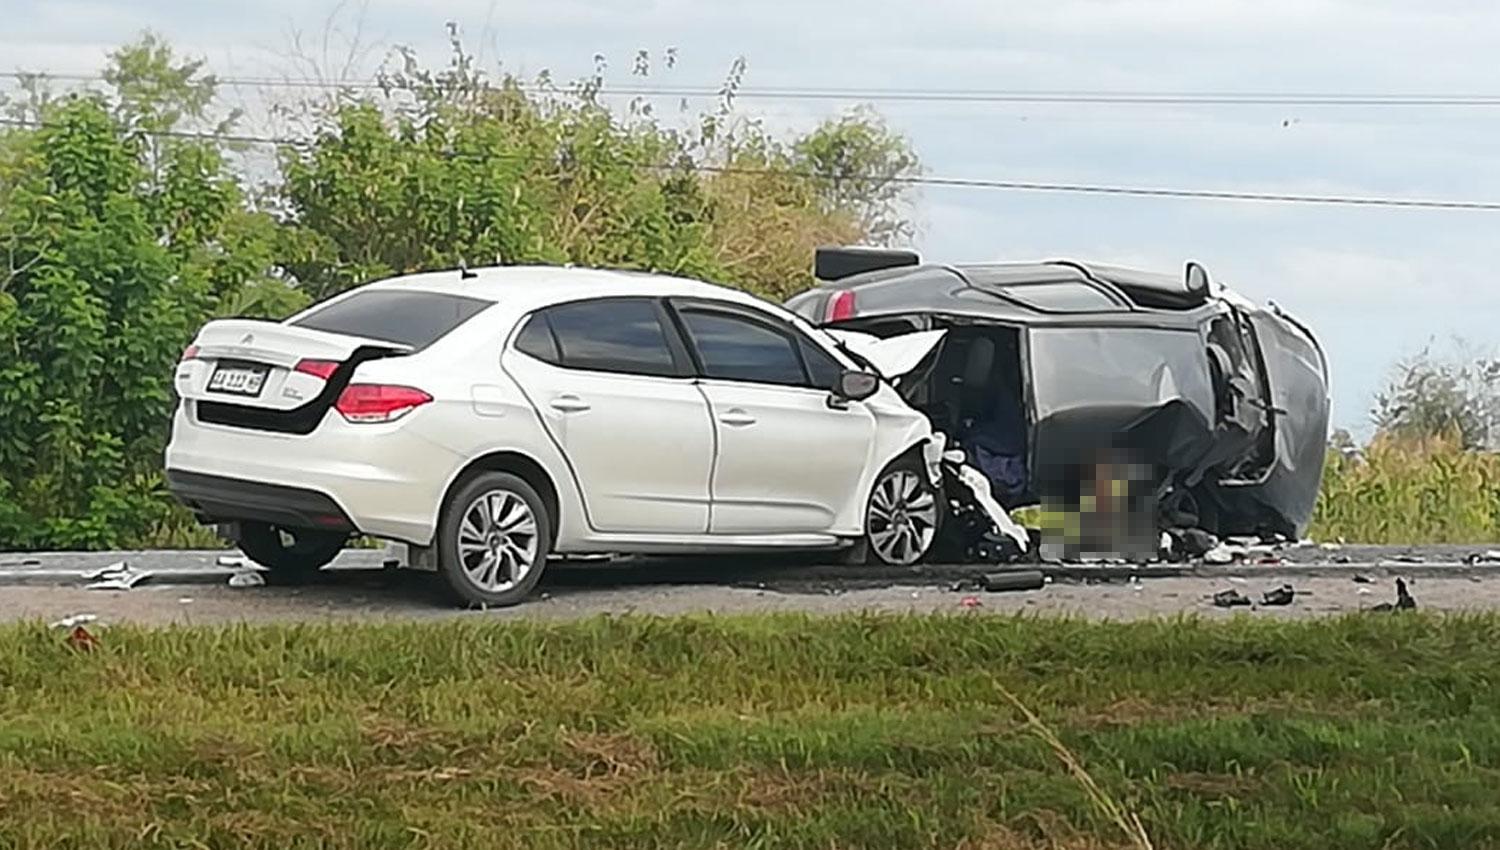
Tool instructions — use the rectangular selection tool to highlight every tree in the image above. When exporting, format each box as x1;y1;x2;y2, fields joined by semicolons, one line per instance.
0;37;298;549
1371;342;1500;451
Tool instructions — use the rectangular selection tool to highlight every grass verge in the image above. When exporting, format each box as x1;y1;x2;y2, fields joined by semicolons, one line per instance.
3;613;1500;848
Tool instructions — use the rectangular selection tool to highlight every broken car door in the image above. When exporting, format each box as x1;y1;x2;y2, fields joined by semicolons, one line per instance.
503;297;714;534
672;300;878;534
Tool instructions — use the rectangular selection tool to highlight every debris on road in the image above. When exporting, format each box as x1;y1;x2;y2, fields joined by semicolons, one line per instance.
1391;554;1425;564
1261;584;1296;606
958;595;983;609
1213;588;1252;608
0;558;41;568
85;563;150;591
48;613;98;630
1372;578;1418;612
1204;543;1244;565
1353;574;1374;584
227;570;266;588
981;570;1046;593
1465;551;1500;565
216;555;250;567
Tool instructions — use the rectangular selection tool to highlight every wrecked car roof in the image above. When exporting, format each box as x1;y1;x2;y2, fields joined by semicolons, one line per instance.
788;260;1242;329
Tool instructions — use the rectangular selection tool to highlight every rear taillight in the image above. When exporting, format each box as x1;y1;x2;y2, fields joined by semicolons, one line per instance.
334;384;432;423
826;290;856;322
180;344;200;362
294;359;340;380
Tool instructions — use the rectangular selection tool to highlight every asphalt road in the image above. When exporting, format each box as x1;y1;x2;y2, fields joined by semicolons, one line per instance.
1;545;1497;624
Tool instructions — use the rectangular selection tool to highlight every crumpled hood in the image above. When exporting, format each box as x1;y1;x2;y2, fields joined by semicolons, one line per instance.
824;328;947;381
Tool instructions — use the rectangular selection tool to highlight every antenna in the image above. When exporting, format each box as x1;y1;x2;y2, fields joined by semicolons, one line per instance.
459;261;477;280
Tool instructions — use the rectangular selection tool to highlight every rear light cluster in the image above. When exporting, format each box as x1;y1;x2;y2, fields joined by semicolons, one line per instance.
825;290;857;322
334;385;433;423
294;358;432;423
180;344;200;362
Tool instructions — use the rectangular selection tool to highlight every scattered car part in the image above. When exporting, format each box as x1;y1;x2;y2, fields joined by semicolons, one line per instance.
1353;574;1374;584
85;563;150;591
1213;588;1253;608
1372;577;1418;612
227;570;266;588
49;613;98;630
1261;584;1296;606
982;570;1046;592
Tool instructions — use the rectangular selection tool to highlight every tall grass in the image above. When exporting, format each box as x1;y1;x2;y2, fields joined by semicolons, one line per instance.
1312;435;1500;544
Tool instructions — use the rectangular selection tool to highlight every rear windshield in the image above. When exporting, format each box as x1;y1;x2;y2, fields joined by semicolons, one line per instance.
290;290;493;349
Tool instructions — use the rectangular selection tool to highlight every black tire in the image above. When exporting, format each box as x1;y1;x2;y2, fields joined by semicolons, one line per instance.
860;456;942;566
436;471;552;608
236;522;346;583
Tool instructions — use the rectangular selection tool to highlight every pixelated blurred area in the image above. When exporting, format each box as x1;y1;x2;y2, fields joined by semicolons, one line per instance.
1039;445;1160;561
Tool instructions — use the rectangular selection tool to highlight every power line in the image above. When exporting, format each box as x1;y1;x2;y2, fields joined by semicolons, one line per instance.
8;70;1500;107
3;116;1499;211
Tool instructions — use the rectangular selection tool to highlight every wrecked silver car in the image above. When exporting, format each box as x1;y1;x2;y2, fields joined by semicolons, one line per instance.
788;248;1330;555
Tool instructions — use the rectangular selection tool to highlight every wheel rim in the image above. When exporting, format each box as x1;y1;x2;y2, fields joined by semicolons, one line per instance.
456;489;540;593
867;469;937;565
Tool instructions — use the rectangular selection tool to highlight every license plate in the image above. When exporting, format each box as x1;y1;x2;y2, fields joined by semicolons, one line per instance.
207;363;270;397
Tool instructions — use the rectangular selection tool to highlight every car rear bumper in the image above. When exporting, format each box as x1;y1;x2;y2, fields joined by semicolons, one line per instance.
165;469;357;533
164;404;456;544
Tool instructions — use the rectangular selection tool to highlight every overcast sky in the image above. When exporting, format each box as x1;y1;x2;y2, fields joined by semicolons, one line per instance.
5;0;1500;436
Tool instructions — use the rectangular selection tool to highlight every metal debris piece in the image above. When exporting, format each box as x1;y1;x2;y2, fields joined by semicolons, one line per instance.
981;570;1046;593
49;613;98;629
1463;551;1500;565
1204;544;1244;565
216;554;250;567
1212;588;1252;608
227;570;266;588
1391;554;1425;564
86;564;151;590
82;561;130;581
958;595;983;609
1261;584;1296;606
1353;574;1374;584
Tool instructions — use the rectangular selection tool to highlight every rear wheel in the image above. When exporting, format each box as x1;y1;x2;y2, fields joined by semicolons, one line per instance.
436;472;552;608
861;458;941;566
236;522;346;582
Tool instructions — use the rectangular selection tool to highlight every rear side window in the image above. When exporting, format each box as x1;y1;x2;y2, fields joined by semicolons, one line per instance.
513;314;560;364
291;290;492;349
680;309;808;386
544;299;680;377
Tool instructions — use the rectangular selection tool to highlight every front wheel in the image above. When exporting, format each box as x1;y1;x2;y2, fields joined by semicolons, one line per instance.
861;458;941;566
436;472;552;608
236;522;346;583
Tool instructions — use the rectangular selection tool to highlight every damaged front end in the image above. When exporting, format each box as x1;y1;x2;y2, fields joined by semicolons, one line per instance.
795;250;1330;564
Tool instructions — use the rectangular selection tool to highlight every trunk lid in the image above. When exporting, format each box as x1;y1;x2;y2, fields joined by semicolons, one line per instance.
176;319;411;412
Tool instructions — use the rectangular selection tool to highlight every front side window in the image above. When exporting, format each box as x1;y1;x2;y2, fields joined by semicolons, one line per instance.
543;299;680;377
679;309;809;386
799;338;845;390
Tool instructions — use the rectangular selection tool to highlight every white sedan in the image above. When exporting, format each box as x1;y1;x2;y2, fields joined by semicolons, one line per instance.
166;266;949;606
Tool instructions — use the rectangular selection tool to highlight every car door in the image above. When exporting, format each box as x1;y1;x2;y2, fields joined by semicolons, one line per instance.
502;297;714;534
670;299;877;534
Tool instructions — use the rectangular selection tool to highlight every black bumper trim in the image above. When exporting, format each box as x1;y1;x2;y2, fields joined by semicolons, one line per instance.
165;469;357;533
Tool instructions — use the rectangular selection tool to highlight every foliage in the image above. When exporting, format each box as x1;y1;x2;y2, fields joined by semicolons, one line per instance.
1371;342;1500;451
6;613;1500;847
0;31;920;550
0;39;301;550
1312;434;1500;544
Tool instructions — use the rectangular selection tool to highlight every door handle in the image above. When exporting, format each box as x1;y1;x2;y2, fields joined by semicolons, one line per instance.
549;395;591;413
718;409;756;427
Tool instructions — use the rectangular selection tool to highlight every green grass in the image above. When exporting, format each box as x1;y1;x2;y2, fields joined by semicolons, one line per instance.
5;614;1500;848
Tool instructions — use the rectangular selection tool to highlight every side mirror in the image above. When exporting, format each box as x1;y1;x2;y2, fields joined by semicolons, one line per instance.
1185;261;1211;295
832;370;881;405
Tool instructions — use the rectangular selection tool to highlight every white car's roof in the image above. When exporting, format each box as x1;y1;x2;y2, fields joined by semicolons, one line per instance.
365;265;766;312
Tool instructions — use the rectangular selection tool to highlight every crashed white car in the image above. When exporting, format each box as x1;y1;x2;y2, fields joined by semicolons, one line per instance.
165;266;1009;607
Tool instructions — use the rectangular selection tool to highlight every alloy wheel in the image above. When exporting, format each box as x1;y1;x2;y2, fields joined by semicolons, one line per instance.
867;469;938;565
456;488;540;592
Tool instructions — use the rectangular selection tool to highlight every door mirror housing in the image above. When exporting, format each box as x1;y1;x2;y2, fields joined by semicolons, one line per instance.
1185;261;1211;296
833;370;881;404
